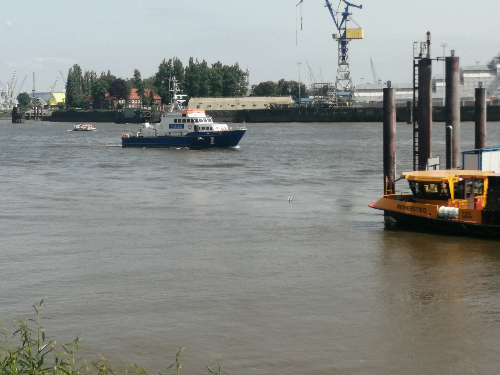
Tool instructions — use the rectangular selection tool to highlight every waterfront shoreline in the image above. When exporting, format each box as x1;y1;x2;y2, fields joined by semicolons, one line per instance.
2;105;500;123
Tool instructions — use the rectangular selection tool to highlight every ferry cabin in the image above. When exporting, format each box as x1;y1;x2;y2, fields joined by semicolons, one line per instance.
378;170;500;226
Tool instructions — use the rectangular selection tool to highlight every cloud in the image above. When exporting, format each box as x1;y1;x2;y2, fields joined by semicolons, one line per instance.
5;20;13;27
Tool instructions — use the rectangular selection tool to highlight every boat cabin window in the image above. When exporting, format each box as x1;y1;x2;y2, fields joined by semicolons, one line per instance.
454;179;484;199
474;179;484;195
410;181;451;200
182;119;186;123
454;181;464;199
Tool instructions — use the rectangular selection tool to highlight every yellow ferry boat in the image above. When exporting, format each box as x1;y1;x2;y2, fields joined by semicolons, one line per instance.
369;170;500;236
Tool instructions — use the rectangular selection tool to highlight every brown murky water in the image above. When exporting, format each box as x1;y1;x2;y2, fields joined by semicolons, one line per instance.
1;120;499;374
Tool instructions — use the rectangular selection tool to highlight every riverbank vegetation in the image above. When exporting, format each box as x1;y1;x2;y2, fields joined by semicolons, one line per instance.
61;57;249;110
0;300;227;375
16;56;306;111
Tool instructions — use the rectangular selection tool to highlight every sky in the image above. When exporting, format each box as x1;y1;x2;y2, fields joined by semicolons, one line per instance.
1;0;500;94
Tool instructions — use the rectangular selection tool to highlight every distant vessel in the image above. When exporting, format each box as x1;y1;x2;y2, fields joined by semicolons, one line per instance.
121;78;246;148
369;170;500;236
72;123;96;131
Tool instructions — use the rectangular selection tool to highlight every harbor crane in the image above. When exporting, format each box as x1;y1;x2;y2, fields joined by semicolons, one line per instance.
297;0;363;103
370;57;381;84
306;61;318;84
50;76;58;94
14;75;28;97
58;70;67;86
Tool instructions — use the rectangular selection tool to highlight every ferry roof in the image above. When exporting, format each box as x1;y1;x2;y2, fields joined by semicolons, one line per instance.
402;170;500;181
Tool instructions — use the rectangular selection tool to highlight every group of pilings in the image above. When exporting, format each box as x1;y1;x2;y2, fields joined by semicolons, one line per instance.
383;54;488;194
11;106;43;123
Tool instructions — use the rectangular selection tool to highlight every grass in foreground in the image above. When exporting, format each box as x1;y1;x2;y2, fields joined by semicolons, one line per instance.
0;299;227;375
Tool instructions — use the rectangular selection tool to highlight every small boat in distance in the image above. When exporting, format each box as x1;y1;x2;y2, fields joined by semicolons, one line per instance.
369;170;500;237
121;78;246;148
72;123;96;131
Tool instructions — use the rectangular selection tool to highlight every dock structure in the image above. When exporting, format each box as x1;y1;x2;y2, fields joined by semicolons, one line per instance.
11;106;25;123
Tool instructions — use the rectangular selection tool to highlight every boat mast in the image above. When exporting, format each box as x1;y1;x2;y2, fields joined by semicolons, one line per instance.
169;77;187;112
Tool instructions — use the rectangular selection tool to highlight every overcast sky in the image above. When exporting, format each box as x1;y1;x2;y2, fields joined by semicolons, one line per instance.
2;0;500;94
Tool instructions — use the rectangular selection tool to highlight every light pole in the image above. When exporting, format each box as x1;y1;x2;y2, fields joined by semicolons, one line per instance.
441;43;447;106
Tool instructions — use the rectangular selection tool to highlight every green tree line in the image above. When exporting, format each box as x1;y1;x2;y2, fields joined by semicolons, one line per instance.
16;57;307;110
63;57;250;109
250;79;307;98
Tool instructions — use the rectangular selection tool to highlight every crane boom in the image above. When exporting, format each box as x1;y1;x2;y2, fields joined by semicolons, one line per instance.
306;61;318;83
325;0;362;36
15;75;28;96
370;57;380;84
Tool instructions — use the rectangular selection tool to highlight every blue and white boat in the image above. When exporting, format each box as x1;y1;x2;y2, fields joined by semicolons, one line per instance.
121;78;246;148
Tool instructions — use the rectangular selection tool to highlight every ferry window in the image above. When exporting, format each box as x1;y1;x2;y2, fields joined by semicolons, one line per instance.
465;180;474;198
454;181;465;199
207;105;212;108
174;119;178;123
182;119;186;123
411;181;450;200
474;179;484;195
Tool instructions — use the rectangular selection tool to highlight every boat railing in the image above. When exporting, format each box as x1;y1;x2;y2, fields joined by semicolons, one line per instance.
230;125;247;131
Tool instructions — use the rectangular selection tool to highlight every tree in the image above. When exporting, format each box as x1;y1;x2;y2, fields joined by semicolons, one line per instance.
209;62;224;97
221;63;247;97
184;57;201;98
250;79;307;98
17;92;31;108
132;69;145;104
154;58;184;104
65;64;86;108
108;78;130;107
91;76;111;109
250;81;277;96
82;70;97;97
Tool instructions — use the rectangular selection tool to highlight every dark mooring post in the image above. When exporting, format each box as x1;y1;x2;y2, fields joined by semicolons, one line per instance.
446;125;453;168
406;100;412;124
383;84;396;195
445;53;460;168
418;57;432;171
475;84;486;149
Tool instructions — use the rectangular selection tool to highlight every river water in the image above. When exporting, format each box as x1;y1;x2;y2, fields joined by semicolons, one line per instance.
1;119;500;374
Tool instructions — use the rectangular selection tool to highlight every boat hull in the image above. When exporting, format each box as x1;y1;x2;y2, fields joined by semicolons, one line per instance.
121;130;246;148
369;200;500;237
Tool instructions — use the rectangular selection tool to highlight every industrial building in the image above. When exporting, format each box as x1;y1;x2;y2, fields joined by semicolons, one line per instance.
354;53;500;105
188;96;295;110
